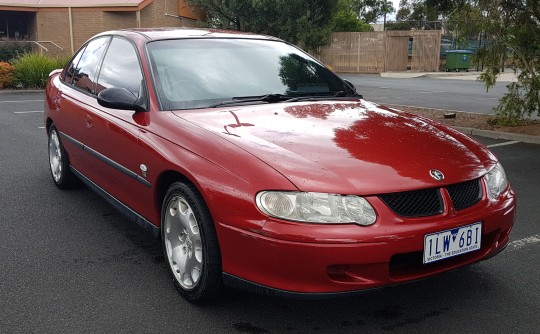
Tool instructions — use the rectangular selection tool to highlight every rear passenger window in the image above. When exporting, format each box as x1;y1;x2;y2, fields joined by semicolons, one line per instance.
71;37;110;94
96;37;143;97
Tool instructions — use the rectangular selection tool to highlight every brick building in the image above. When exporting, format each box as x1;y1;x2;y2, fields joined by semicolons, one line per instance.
0;0;203;55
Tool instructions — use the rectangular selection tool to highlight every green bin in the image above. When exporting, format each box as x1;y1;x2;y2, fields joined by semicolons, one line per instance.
445;50;473;72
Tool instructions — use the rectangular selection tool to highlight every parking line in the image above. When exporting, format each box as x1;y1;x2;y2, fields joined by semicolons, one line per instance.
0;100;44;103
506;234;540;252
13;111;44;114
486;141;520;148
418;91;446;94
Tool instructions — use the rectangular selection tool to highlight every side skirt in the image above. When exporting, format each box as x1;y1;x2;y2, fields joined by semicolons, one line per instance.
71;166;160;239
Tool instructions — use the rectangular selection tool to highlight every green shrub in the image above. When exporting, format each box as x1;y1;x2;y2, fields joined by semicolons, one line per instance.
0;42;32;62
12;53;70;89
0;61;16;88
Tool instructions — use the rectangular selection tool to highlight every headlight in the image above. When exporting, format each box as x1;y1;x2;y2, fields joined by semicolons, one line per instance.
256;191;377;226
484;162;508;199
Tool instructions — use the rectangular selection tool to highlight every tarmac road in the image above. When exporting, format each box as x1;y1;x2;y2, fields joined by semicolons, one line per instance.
1;92;539;333
340;73;509;115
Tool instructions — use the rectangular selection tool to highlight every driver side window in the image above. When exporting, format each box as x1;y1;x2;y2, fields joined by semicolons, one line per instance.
96;37;143;97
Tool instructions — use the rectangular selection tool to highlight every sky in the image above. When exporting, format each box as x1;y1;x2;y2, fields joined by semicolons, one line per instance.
388;0;401;21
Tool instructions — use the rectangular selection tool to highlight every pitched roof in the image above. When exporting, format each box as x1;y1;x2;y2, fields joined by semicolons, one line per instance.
0;0;147;8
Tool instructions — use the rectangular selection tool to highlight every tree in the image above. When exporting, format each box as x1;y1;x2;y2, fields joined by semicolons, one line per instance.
331;0;373;32
331;10;373;32
349;0;395;23
476;0;540;124
186;0;338;52
445;2;481;49
395;0;411;21
394;0;439;22
424;0;470;16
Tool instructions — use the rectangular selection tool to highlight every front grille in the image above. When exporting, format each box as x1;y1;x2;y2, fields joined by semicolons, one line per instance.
379;188;443;217
379;178;483;217
447;178;482;211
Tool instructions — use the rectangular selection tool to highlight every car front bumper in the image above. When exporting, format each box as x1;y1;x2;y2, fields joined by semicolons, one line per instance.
217;187;516;297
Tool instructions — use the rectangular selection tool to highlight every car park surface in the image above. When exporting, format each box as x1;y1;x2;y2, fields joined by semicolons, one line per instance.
340;73;508;115
1;91;539;333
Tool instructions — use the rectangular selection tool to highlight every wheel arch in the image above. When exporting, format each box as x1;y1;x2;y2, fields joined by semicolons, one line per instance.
45;117;54;133
154;170;208;228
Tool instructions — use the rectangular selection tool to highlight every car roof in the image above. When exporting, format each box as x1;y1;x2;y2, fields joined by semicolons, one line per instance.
95;28;283;42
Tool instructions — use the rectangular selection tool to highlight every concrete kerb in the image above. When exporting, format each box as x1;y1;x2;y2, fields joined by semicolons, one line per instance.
454;127;540;145
380;71;518;82
380;71;476;79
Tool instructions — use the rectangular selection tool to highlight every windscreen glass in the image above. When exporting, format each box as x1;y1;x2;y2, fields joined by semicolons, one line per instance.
147;38;348;110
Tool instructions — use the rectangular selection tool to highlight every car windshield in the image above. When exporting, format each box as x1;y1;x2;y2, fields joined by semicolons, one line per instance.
146;38;352;110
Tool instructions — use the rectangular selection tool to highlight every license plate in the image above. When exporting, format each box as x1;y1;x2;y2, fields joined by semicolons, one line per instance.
423;222;482;264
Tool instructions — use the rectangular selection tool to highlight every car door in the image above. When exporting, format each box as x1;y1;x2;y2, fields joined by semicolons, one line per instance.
54;36;111;178
81;36;156;220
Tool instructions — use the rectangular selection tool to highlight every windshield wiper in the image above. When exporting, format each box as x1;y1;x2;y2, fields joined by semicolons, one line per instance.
208;94;290;108
208;91;362;108
283;91;362;103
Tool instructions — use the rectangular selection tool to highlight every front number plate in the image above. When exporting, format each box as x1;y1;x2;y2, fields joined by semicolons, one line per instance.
423;222;482;264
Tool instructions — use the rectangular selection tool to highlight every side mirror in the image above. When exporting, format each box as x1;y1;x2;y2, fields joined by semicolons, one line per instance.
343;79;357;92
97;87;146;112
343;79;363;99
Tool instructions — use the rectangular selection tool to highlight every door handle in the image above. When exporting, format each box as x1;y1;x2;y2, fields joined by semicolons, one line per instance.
53;95;62;112
84;114;93;128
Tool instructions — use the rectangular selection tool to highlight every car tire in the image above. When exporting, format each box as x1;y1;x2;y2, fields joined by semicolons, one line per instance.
48;125;80;189
161;181;223;303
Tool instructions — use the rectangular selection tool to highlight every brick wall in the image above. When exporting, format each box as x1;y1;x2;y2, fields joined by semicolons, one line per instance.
103;11;137;30
141;0;184;28
33;0;202;56
72;11;105;52
35;11;71;56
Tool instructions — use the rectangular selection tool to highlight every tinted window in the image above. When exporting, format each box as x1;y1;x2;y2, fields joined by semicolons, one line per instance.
72;37;109;94
96;37;143;97
147;39;348;110
63;46;85;84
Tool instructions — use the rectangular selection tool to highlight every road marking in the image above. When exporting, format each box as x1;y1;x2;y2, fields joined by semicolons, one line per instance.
506;234;540;252
38;126;45;129
486;141;520;148
379;86;389;89
13;111;44;114
476;97;499;101
418;91;446;94
0;100;44;103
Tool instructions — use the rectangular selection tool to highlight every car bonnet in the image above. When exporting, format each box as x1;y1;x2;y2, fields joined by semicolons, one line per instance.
172;100;497;195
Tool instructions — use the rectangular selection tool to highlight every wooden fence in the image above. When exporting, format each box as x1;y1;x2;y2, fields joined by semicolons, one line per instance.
318;30;442;73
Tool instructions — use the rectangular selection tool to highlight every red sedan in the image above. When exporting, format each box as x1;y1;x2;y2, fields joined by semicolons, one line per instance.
45;28;516;303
